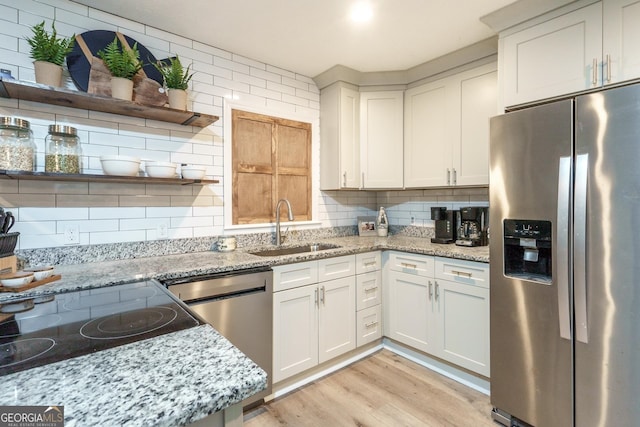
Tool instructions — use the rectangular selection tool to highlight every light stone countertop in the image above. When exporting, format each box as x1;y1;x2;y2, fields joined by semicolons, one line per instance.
0;236;487;426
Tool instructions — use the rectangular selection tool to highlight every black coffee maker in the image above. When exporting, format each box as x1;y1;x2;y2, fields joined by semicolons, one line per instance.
430;207;458;244
455;206;489;247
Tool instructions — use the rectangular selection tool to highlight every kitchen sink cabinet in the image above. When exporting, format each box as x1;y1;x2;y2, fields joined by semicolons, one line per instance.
320;82;360;190
384;251;490;376
404;62;497;187
272;256;356;383
500;0;640;108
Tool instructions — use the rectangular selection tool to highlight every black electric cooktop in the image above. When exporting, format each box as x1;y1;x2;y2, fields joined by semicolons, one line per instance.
0;280;201;376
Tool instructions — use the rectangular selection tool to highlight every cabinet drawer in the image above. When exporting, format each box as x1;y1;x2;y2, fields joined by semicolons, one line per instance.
387;251;434;276
356;270;382;310
357;304;382;347
434;257;489;288
273;261;319;292
318;255;356;282
356;251;381;274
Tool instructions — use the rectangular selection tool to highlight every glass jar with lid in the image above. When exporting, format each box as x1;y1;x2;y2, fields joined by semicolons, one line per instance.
0;117;36;171
45;125;82;174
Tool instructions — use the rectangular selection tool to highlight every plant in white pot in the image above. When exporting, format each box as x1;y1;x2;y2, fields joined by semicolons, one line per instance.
26;21;75;87
97;36;142;101
154;56;194;111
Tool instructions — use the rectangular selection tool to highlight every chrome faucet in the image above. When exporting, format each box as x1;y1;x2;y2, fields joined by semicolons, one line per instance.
275;199;294;245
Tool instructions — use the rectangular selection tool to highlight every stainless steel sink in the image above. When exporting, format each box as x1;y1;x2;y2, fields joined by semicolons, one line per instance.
250;243;341;257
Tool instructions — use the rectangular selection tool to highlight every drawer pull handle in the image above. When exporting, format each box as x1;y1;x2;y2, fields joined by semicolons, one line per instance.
428;281;433;300
364;286;378;292
365;321;378;328
452;270;472;278
364;261;377;267
401;262;417;269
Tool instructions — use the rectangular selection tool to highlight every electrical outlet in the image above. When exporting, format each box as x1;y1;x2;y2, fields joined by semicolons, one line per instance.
410;216;415;225
157;222;168;239
64;225;80;245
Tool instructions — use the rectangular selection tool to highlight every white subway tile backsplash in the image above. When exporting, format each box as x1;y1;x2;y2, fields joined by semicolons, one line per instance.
19;207;89;221
90;230;146;245
193;41;231;59
145;25;191;48
214;56;250;74
0;4;18;23
90;207;146;219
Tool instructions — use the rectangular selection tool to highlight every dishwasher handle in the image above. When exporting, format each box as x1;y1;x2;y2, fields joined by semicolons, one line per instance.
165;270;272;303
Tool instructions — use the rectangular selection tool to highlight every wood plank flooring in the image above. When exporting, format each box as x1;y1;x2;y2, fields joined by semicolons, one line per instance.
244;349;495;427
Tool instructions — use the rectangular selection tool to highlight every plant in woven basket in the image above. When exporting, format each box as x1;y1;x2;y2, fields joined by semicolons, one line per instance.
154;56;194;90
26;21;75;66
97;36;143;80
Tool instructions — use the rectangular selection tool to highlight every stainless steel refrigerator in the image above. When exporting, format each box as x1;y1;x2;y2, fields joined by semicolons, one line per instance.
489;83;640;427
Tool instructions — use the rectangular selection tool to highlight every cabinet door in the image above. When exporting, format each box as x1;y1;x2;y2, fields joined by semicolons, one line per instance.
603;0;640;85
434;279;490;376
273;285;318;383
360;91;404;188
501;2;602;107
386;270;435;353
318;276;356;363
404;81;451;187
453;66;497;186
320;83;360;190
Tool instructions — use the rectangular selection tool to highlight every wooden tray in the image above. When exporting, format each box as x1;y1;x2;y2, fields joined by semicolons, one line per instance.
0;274;62;293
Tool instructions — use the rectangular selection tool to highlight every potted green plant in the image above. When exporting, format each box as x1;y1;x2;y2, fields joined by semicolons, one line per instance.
97;36;143;101
26;21;75;88
154;56;194;110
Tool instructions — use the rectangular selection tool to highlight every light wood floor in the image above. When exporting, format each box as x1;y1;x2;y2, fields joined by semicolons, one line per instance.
244;349;495;427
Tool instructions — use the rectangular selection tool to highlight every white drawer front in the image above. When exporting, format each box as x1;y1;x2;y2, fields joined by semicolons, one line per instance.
273;261;319;292
434;257;489;288
356;251;382;274
356;270;382;310
357;304;382;347
387;251;434;277
318;255;356;282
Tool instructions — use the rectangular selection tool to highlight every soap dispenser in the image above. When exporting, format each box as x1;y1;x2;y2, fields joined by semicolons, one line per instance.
376;207;388;237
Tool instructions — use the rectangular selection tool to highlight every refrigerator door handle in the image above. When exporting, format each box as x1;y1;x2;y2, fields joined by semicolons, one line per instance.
575;153;589;344
557;156;572;340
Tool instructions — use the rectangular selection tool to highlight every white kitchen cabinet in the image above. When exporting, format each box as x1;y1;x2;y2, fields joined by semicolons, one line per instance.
434;257;490;377
501;0;640;108
355;251;383;346
273;256;356;383
360;91;404;188
318;276;357;363
320;82;360;189
404;63;497;187
384;252;490;376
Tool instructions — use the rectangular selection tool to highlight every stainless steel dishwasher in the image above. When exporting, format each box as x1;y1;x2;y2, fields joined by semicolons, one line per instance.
162;267;272;407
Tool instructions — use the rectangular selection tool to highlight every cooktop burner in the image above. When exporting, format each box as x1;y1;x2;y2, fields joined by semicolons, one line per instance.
0;280;201;376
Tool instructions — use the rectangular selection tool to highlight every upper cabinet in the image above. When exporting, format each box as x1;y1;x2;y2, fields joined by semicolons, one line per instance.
500;0;640;108
320;83;360;189
360;91;404;189
404;63;497;187
320;86;403;190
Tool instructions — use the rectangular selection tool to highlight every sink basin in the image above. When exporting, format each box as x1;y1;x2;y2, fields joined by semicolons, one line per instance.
250;243;341;257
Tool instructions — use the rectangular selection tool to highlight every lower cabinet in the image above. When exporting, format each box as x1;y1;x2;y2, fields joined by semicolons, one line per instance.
273;256;356;383
385;252;490;377
355;252;383;346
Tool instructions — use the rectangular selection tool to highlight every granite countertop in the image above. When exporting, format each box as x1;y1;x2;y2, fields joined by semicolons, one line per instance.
0;235;486;426
0;325;267;427
0;235;488;304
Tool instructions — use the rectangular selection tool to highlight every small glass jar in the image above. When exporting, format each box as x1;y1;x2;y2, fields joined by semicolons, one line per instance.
45;125;82;174
0;117;36;171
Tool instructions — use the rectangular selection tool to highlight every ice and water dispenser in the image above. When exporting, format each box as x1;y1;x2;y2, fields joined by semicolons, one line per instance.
503;219;552;284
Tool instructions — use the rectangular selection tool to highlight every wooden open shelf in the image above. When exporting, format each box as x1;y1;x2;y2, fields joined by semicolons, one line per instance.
0;170;219;185
0;78;219;127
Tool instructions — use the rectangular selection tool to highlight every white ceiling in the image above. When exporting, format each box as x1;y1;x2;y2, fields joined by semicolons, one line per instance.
72;0;521;77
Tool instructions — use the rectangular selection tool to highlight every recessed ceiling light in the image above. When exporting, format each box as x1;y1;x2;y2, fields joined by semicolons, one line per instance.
350;2;373;23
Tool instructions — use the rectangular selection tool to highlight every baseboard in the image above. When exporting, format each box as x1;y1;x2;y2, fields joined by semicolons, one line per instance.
383;338;491;395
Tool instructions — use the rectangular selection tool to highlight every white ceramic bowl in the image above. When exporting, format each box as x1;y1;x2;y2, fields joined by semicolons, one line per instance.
181;164;207;180
100;155;141;176
145;161;177;178
0;271;35;288
24;265;55;281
